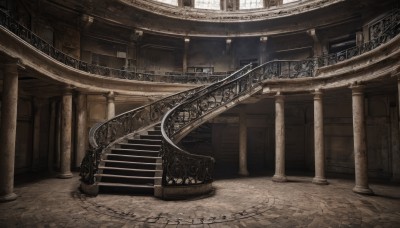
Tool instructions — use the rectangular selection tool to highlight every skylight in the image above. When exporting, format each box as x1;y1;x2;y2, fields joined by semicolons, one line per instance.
240;0;263;10
195;0;220;10
283;0;300;4
155;0;178;6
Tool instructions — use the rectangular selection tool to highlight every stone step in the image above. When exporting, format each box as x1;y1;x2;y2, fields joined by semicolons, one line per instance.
110;148;159;157
99;166;161;177
118;143;161;151
141;135;163;140
96;173;161;185
128;138;162;145
147;130;162;135
98;182;156;189
98;166;160;172
102;159;159;169
95;174;161;180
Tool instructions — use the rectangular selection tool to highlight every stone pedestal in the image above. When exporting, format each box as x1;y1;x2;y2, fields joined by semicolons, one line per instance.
351;86;373;194
75;93;87;168
0;64;19;202
272;93;287;182
58;87;73;179
312;90;328;185
106;91;115;120
238;109;249;176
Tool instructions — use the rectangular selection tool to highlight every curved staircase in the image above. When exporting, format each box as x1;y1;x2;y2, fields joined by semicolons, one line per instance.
80;9;399;199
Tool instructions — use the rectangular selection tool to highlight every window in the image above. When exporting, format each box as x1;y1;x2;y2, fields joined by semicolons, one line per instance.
282;0;300;4
155;0;178;6
240;0;263;9
195;0;220;10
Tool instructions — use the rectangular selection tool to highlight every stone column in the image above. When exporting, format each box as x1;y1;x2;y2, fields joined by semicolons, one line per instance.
351;85;373;194
106;91;115;120
55;101;61;170
259;37;268;64
183;38;190;73
312;90;328;185
32;98;43;171
47;100;56;172
0;63;19;201
58;87;73;179
273;92;287;182
307;29;322;57
75;93;87;168
238;109;249;176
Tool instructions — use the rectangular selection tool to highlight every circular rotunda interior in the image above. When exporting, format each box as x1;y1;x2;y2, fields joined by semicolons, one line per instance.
0;0;399;226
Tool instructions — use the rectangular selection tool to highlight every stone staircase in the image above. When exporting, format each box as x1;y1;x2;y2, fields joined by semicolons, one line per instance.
95;124;163;194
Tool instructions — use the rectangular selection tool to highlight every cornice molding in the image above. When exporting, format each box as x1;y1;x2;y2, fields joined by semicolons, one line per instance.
120;0;345;22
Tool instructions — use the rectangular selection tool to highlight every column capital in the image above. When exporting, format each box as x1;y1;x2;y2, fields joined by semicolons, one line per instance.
1;58;25;73
105;91;116;101
350;82;364;95
275;91;285;100
62;85;74;95
312;89;323;99
307;28;319;42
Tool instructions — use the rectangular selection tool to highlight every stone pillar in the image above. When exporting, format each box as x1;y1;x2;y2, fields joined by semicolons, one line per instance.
351;85;373;194
307;28;322;57
75;93;87;168
106;91;115;120
55;101;61;170
356;31;364;46
238;109;249;176
0;63;19;202
58;87;73;179
312;89;328;185
183;38;190;73
259;37;268;64
47;100;56;172
32;98;43;171
273;92;287;182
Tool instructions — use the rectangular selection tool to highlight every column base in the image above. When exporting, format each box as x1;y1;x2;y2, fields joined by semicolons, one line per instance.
238;169;250;176
58;172;73;179
352;185;374;195
0;193;18;202
312;177;329;185
272;174;287;182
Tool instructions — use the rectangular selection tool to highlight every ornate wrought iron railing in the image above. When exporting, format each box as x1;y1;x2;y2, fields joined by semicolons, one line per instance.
0;9;226;84
79;63;253;185
0;8;398;84
80;86;203;184
160;59;314;185
317;9;400;67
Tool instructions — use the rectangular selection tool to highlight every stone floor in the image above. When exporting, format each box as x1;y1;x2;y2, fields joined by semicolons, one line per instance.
1;173;400;227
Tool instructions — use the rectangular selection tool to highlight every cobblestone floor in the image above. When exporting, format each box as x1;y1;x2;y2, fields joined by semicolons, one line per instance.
0;173;400;227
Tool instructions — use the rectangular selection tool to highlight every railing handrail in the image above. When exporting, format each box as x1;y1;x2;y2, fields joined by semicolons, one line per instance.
159;63;253;159
0;9;230;84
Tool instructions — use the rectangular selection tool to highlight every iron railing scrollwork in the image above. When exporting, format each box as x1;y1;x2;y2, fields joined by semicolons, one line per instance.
79;64;253;185
0;9;227;84
317;9;400;67
79;86;204;184
159;59;314;186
